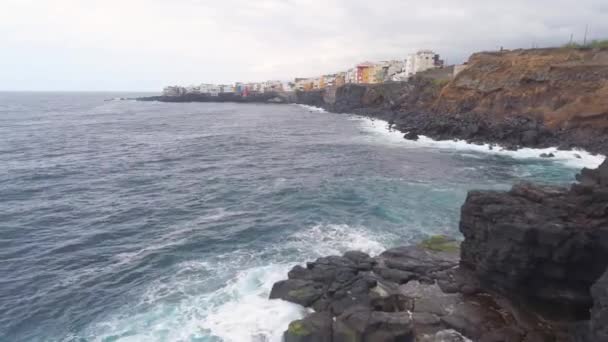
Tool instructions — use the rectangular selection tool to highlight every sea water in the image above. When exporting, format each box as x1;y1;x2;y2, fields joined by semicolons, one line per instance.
0;93;602;341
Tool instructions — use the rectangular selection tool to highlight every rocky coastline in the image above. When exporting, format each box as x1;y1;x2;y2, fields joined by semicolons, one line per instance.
139;48;608;155
269;160;608;342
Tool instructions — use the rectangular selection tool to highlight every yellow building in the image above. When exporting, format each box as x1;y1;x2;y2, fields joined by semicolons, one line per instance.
335;72;346;87
356;62;375;84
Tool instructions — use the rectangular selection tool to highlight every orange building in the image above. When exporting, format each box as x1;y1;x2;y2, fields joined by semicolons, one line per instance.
356;62;375;84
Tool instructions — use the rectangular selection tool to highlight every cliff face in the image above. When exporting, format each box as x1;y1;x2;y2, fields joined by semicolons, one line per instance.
435;48;608;129
293;48;608;153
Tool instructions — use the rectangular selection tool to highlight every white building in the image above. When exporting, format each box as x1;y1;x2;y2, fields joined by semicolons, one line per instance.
264;80;283;92
208;85;221;96
162;86;187;96
345;68;357;84
404;50;444;78
220;84;234;93
186;85;200;94
199;83;214;94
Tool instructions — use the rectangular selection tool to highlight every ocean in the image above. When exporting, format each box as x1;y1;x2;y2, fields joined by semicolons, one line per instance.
0;92;603;342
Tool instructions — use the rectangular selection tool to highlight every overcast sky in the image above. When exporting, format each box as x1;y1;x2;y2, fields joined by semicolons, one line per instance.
2;0;607;91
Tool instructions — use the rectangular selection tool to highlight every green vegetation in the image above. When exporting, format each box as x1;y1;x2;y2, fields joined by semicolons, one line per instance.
419;235;460;252
432;78;451;89
287;321;310;336
562;39;608;49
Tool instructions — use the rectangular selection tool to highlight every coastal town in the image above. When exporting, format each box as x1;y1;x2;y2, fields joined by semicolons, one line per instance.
162;50;464;97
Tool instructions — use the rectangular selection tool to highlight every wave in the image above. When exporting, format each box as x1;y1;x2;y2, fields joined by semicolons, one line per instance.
295;104;328;113
355;116;605;170
81;223;390;342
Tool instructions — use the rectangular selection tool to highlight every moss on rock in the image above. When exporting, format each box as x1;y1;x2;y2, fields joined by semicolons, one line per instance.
287;321;310;336
419;235;460;252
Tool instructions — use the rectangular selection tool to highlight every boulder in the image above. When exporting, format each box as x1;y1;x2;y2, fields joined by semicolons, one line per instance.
404;131;420;141
460;176;608;318
332;306;415;342
283;312;333;342
269;279;325;307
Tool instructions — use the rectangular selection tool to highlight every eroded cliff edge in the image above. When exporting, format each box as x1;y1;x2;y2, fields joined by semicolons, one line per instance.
296;47;608;154
268;161;608;342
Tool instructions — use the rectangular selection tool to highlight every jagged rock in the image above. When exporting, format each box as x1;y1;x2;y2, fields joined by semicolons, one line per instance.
377;246;458;276
271;172;608;342
332;306;415;342
460;178;608;317
283;312;333;342
577;159;608;186
590;268;608;341
404;131;420;141
269;279;325;306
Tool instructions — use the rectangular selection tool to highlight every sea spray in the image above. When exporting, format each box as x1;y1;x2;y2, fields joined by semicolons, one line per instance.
354;116;605;170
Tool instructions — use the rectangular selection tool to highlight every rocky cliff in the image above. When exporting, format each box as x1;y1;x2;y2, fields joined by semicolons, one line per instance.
294;47;608;153
269;161;608;342
435;48;608;129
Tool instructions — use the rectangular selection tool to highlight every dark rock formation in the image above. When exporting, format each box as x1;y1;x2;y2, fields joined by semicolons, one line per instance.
590;269;608;341
273;161;608;341
293;48;608;154
270;239;571;341
460;177;608;318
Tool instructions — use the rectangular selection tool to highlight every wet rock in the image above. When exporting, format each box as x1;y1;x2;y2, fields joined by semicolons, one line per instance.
269;279;324;306
284;312;333;342
378;246;458;276
539;152;555;158
333;306;415;342
404;131;420;141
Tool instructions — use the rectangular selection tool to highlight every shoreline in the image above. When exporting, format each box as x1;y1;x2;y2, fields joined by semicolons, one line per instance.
297;103;606;170
269;161;608;341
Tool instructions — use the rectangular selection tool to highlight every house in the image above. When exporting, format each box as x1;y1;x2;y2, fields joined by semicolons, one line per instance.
220;84;234;93
335;72;346;87
404;50;444;78
208;85;221;96
186;85;201;94
162;86;187;96
345;68;357;84
312;77;322;90
264;80;283;92
322;74;337;88
199;83;215;94
294;78;313;91
356;62;376;84
370;63;388;84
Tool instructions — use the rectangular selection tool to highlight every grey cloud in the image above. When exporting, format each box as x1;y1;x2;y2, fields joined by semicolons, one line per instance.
1;0;607;91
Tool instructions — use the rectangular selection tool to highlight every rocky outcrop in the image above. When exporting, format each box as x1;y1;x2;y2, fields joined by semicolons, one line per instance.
270;240;575;341
434;48;608;130
293;48;608;153
460;182;608;318
272;161;608;341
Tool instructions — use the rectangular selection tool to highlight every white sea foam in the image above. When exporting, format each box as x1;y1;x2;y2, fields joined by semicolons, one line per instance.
287;223;389;257
201;265;310;342
355;116;605;170
295;104;328;113
83;223;389;342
